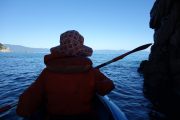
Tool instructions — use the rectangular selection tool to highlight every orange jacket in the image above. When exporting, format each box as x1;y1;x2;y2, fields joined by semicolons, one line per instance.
16;53;115;117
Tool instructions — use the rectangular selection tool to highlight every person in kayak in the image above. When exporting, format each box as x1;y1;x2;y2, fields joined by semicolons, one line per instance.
16;30;115;119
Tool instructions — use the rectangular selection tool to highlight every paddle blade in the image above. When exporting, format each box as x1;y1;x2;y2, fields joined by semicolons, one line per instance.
132;43;152;52
95;43;152;69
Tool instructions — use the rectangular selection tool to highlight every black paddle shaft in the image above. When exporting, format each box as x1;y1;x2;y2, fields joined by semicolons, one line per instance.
95;43;152;69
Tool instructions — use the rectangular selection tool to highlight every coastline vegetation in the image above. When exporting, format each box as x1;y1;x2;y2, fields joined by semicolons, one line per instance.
0;43;10;52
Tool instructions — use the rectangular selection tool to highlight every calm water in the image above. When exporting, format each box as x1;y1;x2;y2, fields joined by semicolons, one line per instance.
0;52;152;120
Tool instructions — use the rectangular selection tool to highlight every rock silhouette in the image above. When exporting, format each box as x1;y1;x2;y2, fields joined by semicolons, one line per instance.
139;0;180;119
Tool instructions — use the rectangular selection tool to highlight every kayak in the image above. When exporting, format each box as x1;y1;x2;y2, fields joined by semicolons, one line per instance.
24;95;128;120
96;95;128;120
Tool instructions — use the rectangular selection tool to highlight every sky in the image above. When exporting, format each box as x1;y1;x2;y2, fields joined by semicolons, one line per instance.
0;0;155;50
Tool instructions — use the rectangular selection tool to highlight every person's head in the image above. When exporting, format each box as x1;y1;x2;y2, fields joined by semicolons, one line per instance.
51;30;93;57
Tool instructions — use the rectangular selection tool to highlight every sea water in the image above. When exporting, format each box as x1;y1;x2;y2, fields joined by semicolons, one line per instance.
0;51;152;120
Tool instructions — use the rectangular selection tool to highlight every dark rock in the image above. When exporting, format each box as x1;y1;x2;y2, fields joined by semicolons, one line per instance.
137;60;148;73
149;0;173;29
139;0;180;119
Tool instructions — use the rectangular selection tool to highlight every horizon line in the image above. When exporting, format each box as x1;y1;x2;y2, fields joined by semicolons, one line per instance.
3;43;150;52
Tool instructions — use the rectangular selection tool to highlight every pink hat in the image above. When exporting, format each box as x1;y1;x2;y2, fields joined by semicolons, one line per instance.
50;30;93;57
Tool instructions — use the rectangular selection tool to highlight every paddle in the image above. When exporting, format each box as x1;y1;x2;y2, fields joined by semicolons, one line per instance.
95;43;152;69
0;43;152;113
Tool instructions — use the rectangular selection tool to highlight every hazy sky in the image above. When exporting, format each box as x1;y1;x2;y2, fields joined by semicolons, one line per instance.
0;0;154;50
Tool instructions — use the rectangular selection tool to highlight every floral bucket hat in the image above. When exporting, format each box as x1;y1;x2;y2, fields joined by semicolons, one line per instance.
50;30;93;57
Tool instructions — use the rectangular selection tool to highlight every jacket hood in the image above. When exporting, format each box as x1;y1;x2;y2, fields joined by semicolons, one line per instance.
44;53;93;73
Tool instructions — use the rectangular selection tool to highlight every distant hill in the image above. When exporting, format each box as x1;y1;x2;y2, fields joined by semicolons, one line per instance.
94;49;149;54
1;44;149;54
0;43;5;49
4;44;50;53
0;43;10;52
94;50;128;54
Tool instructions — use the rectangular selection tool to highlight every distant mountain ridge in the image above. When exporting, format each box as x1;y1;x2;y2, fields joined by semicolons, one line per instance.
1;44;149;54
94;50;128;54
4;44;50;53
